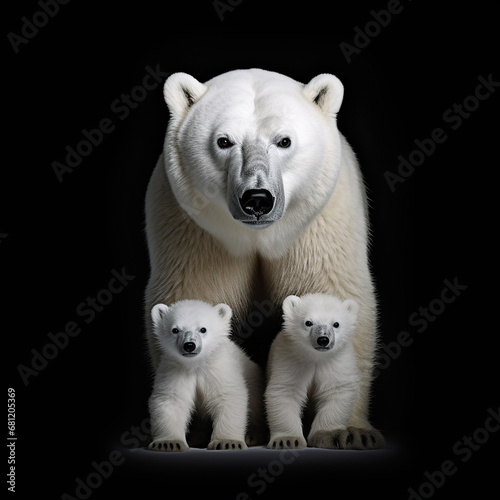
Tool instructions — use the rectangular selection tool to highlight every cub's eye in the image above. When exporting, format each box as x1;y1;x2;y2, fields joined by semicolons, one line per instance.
277;137;291;148
333;322;340;328
305;320;313;327
200;327;207;333
217;137;233;149
172;328;179;334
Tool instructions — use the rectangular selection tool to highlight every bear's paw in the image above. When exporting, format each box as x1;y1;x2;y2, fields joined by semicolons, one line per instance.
308;427;384;450
207;439;247;450
148;439;189;452
267;435;307;450
344;426;385;450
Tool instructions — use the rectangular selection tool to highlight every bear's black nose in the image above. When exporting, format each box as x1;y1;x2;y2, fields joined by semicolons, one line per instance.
239;189;274;219
317;336;330;347
183;342;196;352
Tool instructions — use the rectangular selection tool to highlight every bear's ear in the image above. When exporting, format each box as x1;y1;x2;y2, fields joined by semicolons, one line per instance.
282;295;301;318
342;299;359;318
215;303;232;322
151;303;170;331
303;74;344;116
163;72;208;119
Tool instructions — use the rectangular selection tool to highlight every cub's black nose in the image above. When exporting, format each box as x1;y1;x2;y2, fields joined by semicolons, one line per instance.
239;189;274;219
183;342;196;353
317;337;330;347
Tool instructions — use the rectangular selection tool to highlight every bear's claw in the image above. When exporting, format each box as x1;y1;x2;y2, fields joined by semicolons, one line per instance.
148;439;189;452
207;439;247;450
267;435;307;449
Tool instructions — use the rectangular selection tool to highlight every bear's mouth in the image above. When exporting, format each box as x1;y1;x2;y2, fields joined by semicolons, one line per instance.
314;346;333;351
240;220;275;228
182;353;199;357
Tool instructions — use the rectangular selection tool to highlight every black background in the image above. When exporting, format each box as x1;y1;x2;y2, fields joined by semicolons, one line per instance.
4;1;499;498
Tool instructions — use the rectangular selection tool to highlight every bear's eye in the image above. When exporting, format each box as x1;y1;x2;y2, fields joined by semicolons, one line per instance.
217;137;233;149
333;322;340;328
277;137;291;148
172;328;179;334
305;320;313;327
200;327;207;333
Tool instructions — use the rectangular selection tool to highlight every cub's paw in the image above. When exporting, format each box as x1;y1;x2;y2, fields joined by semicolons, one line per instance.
148;439;189;452
267;435;307;449
245;426;269;447
208;439;247;450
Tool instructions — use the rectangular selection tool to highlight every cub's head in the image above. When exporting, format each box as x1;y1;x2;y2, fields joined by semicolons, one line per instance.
162;68;344;258
282;293;358;355
151;300;232;361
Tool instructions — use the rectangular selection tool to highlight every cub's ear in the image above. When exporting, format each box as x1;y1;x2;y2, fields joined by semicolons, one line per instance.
282;295;301;318
163;72;208;119
215;303;232;322
303;74;344;116
151;303;170;331
342;299;359;318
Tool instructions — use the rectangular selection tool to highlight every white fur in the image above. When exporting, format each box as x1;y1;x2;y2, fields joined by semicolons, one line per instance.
148;300;264;451
161;69;343;259
145;68;382;446
265;294;360;449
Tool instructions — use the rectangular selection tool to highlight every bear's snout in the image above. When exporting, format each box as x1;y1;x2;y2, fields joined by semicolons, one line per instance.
183;341;196;353
227;142;285;228
239;189;275;220
311;325;335;351
178;332;202;357
317;336;330;347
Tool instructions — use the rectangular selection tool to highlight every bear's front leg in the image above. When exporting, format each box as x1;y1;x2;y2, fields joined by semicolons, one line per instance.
307;381;359;450
346;302;385;449
345;380;385;450
207;383;248;451
265;381;308;450
148;376;196;452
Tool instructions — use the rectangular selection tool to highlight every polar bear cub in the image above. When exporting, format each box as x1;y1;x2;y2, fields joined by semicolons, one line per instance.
265;293;360;449
148;299;264;451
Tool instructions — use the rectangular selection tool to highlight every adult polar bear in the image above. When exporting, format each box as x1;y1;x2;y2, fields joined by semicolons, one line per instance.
145;68;383;448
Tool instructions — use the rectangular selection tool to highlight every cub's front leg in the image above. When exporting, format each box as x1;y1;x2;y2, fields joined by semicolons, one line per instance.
148;373;196;452
265;366;309;450
205;368;248;451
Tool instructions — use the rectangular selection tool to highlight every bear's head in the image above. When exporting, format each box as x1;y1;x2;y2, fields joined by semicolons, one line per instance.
151;300;232;362
282;293;358;355
162;68;344;258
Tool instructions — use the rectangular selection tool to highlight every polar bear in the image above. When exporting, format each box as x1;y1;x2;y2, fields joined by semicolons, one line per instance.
145;68;383;448
266;294;381;449
148;300;265;451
